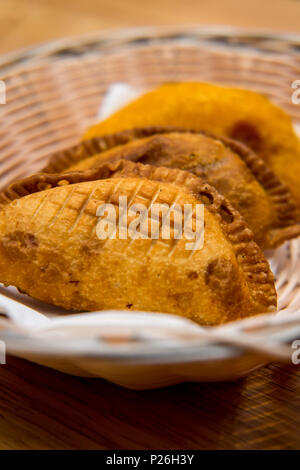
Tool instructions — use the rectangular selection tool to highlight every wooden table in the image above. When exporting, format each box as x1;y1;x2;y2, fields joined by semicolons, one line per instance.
1;0;300;450
0;357;299;449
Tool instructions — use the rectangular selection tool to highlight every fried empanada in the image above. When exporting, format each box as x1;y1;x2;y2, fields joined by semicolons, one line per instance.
0;165;276;325
42;127;300;249
83;82;300;209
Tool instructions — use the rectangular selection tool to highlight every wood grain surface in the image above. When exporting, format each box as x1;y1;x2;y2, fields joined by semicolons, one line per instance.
0;356;299;449
0;0;300;55
1;0;300;451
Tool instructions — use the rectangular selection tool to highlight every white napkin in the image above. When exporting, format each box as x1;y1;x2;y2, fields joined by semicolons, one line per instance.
97;83;142;120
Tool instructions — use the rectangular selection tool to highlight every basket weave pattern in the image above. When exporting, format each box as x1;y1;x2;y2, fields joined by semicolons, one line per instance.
0;28;300;189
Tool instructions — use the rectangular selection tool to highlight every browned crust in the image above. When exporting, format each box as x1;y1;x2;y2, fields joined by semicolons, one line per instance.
216;135;298;228
0;159;277;312
41;126;299;230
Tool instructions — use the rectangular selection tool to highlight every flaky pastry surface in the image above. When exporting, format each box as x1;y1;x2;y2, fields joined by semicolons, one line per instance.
0;163;276;324
41;127;300;249
83;83;300;209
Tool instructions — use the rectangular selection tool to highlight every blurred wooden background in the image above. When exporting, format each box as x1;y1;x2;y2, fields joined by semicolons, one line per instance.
1;357;300;449
0;0;300;55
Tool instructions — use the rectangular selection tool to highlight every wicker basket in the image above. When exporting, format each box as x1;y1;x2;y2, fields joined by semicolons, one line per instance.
0;26;300;389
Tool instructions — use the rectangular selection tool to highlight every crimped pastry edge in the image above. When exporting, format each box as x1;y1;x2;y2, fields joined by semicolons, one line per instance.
0;159;277;313
41;126;299;232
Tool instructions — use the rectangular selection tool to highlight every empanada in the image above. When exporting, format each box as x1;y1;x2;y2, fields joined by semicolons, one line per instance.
83;82;300;209
0;163;276;325
43;127;300;249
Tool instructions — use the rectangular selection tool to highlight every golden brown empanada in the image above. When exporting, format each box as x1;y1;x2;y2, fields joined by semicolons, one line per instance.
83;82;300;209
0;164;276;325
42;127;300;249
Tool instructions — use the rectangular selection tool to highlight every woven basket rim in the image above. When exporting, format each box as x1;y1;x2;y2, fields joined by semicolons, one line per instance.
1;24;300;73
